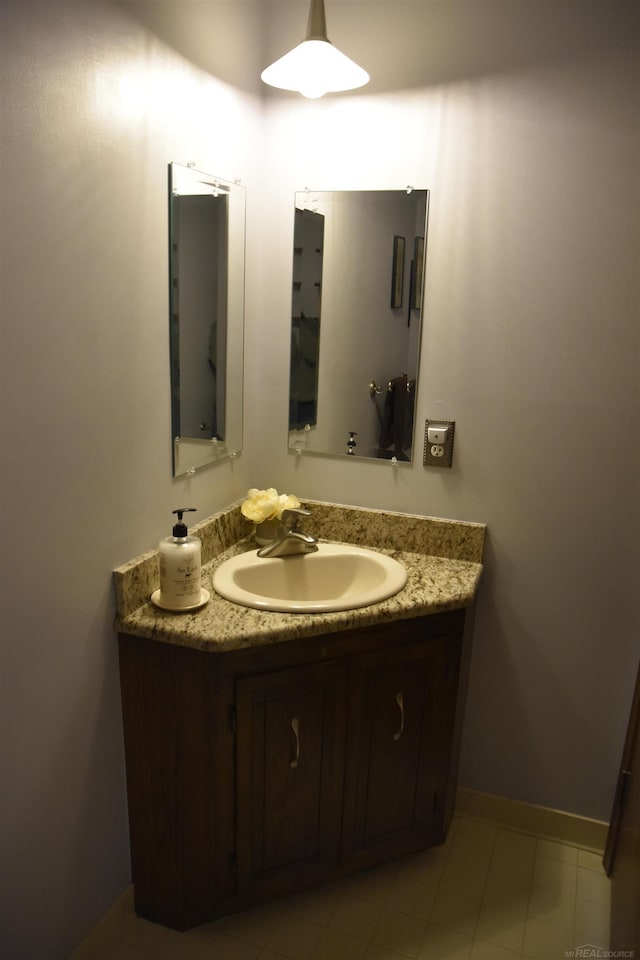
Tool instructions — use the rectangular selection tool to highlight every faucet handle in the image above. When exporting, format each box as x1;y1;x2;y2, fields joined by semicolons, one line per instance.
281;506;311;529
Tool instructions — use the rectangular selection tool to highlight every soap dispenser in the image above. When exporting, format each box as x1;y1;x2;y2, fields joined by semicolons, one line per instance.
158;508;203;609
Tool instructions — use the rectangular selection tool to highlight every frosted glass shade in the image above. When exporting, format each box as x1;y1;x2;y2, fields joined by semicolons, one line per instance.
261;39;369;99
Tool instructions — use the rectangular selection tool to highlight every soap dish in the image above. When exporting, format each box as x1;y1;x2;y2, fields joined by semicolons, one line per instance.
150;588;210;613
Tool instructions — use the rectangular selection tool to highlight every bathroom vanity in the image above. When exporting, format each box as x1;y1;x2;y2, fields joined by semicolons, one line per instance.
114;501;485;931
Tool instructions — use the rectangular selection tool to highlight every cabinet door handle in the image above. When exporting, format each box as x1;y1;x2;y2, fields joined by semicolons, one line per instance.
290;717;300;768
393;692;404;741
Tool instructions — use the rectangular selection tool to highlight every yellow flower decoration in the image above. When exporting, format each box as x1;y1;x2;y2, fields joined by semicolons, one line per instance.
241;488;301;523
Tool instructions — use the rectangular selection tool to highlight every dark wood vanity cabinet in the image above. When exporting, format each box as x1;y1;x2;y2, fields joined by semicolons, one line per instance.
118;609;470;931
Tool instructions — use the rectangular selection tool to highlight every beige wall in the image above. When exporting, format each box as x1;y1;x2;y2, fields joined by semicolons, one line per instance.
0;2;638;957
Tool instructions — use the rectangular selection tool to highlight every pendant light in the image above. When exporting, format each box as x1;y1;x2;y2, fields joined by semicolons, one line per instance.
261;0;369;99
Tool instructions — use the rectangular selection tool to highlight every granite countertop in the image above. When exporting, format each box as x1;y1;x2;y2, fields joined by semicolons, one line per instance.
114;500;486;654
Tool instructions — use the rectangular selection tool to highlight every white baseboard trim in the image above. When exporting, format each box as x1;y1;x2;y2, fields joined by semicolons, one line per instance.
455;786;608;853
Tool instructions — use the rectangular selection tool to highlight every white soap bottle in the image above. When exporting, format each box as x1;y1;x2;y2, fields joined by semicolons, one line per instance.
159;508;202;609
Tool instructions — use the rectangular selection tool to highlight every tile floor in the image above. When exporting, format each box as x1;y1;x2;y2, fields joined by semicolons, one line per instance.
81;817;611;960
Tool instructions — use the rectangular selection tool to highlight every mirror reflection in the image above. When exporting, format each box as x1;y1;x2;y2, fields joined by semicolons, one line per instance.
169;163;245;476
288;189;429;462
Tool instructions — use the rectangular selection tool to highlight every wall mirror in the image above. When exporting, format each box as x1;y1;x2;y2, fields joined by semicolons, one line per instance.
288;188;429;462
169;162;245;476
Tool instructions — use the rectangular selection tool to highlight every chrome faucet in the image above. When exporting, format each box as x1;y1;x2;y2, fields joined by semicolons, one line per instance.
257;507;319;558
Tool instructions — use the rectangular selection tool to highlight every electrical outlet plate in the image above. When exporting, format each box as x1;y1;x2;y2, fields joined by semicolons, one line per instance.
423;419;455;468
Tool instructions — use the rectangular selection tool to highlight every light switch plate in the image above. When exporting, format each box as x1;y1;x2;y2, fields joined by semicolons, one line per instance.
423;419;455;468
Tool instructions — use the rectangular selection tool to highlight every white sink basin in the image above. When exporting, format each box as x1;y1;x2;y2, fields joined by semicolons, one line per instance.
212;542;407;613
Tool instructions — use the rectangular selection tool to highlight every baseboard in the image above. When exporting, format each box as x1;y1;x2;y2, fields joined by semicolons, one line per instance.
455;786;608;853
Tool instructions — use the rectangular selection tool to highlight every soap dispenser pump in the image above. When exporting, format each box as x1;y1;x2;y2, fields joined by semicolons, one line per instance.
158;507;202;609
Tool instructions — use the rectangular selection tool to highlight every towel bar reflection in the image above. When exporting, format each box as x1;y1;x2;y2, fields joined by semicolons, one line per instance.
370;378;414;397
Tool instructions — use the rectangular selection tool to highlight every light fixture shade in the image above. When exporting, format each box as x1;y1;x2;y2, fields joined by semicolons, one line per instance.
261;39;369;99
260;0;369;99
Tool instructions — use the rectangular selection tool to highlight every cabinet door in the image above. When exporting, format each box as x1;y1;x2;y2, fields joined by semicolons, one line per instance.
344;633;461;866
236;661;346;895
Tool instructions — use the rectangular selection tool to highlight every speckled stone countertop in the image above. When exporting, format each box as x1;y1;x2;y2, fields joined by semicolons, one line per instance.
113;500;486;653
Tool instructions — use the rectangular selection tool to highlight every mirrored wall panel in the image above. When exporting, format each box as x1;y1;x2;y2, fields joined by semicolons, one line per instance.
169;163;245;476
288;189;429;462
